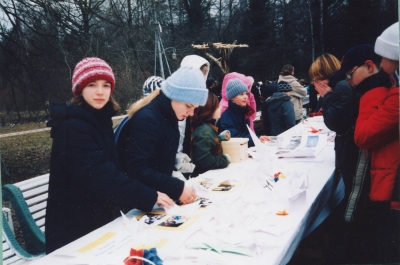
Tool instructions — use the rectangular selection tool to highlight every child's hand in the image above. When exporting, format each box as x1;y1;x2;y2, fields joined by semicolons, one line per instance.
218;130;231;141
259;136;271;143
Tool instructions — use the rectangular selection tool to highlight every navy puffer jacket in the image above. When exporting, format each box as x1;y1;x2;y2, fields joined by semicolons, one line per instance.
217;101;254;147
46;102;157;254
116;92;185;200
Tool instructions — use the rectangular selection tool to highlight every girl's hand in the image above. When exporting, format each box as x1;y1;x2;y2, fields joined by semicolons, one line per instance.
179;186;197;204
314;80;332;97
259;136;271;143
156;192;174;209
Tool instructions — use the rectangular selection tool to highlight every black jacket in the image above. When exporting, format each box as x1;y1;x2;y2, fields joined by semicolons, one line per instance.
218;101;254;147
46;102;157;254
322;80;360;199
266;92;296;136
116;92;185;200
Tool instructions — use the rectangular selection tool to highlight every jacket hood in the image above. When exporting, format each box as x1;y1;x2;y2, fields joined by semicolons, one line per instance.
354;69;392;95
266;92;291;112
180;55;210;81
221;72;254;101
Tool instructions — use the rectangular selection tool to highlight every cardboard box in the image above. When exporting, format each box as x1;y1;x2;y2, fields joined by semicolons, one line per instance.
221;138;249;162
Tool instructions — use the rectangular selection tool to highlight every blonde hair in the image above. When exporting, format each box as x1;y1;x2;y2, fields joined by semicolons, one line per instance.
127;89;161;117
309;53;341;81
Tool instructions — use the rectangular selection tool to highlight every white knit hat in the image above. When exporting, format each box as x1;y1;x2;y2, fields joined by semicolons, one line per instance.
374;22;399;61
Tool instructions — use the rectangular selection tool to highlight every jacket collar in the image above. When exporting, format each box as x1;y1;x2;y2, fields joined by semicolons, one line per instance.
207;122;219;133
354;70;392;95
228;100;247;115
156;91;179;122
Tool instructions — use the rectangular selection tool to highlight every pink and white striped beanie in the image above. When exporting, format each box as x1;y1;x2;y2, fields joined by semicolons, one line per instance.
72;57;115;95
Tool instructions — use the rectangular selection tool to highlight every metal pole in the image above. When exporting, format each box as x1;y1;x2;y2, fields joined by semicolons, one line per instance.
160;40;172;77
153;4;157;76
157;33;165;79
154;30;157;76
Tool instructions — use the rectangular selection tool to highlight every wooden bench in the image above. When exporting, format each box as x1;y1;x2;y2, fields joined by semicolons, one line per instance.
2;174;49;264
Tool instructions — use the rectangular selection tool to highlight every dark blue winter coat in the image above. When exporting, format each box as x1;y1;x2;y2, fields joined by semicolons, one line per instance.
116;92;185;200
266;92;295;136
46;102;157;254
218;100;254;147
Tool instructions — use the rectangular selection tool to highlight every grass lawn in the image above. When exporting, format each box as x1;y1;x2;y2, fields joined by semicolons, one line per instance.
1;119;123;185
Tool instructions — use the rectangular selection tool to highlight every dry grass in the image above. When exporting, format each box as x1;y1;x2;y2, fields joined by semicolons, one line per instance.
1;119;124;185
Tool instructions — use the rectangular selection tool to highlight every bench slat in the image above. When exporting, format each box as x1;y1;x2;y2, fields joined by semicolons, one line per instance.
22;185;49;200
31;209;46;221
28;201;47;215
13;174;49;190
25;193;48;207
36;218;45;228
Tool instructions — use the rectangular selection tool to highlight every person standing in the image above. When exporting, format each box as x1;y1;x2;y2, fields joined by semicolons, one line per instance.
278;65;307;123
45;57;173;253
353;22;400;263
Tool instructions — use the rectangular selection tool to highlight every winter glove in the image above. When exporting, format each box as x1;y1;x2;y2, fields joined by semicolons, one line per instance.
171;171;187;182
175;153;196;173
218;130;231;141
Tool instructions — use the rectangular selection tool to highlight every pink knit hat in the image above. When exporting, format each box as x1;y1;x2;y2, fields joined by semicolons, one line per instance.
72;57;115;95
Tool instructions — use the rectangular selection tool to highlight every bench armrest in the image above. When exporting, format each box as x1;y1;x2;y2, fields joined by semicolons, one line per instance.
2;184;45;255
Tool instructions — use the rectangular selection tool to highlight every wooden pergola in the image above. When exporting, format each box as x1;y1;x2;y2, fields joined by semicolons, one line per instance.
192;42;249;74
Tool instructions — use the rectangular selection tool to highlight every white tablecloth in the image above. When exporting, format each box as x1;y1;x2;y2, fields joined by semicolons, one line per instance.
29;117;342;265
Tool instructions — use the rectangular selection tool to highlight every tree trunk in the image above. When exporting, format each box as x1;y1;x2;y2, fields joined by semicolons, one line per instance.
308;0;315;62
320;0;324;53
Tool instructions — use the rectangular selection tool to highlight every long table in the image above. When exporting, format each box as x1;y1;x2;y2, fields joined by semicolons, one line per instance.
28;117;342;265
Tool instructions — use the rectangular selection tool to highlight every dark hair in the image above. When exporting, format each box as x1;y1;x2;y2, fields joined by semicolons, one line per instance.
280;64;294;76
71;94;120;111
191;92;219;128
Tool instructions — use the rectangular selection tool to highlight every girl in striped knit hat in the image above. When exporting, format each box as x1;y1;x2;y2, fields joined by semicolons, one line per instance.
45;57;173;253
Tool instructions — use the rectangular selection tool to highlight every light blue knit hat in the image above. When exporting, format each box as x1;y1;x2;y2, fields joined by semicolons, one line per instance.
226;78;248;100
161;66;208;106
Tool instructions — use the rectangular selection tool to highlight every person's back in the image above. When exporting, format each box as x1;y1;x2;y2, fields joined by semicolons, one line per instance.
266;81;295;136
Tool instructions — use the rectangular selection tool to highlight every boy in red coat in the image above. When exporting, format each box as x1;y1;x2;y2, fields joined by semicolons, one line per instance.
332;23;399;263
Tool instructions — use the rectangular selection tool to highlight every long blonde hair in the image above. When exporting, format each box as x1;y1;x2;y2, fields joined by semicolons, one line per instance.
127;89;161;117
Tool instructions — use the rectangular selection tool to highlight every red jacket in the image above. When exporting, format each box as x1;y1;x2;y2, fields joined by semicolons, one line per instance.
354;86;399;202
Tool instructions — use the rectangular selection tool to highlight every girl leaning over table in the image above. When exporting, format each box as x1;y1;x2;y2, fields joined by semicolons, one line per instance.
116;66;209;205
190;91;231;177
45;58;174;254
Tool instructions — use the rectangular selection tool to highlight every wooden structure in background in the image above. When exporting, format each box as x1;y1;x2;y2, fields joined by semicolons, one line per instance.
192;42;249;74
